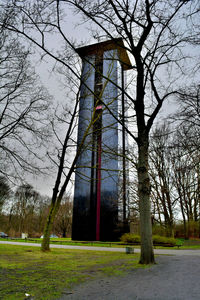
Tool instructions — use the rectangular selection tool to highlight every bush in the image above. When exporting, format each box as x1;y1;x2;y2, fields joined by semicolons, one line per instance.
152;235;176;246
120;233;176;246
120;233;141;244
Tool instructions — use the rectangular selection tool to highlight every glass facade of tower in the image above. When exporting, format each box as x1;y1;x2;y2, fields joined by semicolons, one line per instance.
72;39;131;241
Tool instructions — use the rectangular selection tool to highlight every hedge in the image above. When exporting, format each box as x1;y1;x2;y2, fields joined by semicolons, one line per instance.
120;233;176;246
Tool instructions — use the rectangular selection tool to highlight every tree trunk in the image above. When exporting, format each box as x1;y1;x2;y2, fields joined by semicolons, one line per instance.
137;135;155;264
180;197;187;239
62;229;67;238
41;204;57;251
165;220;174;238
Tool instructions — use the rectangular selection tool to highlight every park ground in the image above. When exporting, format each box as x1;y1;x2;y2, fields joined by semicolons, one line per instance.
0;241;200;299
60;255;200;300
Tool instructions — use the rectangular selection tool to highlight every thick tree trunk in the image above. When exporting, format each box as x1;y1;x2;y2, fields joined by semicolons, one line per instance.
137;135;155;264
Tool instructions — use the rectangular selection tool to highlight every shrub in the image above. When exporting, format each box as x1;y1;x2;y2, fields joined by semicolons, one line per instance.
120;233;141;244
120;233;176;246
153;235;176;246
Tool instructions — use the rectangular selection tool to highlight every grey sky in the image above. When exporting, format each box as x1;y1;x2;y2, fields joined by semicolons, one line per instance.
25;1;199;197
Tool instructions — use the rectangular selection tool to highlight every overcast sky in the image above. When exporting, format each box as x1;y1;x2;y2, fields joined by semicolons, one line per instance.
27;2;199;197
28;7;94;197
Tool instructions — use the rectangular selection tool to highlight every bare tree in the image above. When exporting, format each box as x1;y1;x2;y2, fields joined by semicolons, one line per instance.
171;126;200;239
171;85;200;237
62;0;199;264
53;195;72;237
6;185;50;237
1;0;199;263
172;84;200;151
11;183;40;235
0;24;51;182
149;125;175;237
0;176;10;213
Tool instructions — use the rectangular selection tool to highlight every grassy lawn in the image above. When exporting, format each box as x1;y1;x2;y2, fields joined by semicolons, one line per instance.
0;244;144;300
178;239;200;249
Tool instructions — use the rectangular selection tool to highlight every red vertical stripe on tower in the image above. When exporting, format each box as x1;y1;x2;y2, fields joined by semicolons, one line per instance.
96;133;102;241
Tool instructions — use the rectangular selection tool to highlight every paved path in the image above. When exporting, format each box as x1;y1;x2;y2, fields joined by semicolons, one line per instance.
1;240;200;256
60;255;200;300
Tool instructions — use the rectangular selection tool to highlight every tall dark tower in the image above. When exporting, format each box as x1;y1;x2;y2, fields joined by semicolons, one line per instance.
72;38;131;241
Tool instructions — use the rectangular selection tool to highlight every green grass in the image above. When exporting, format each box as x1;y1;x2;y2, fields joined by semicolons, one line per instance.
0;244;143;300
177;238;200;249
180;245;200;249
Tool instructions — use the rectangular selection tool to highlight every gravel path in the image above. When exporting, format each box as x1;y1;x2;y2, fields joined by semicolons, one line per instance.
59;255;200;300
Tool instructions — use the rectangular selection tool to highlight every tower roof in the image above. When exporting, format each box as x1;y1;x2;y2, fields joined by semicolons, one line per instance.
76;38;132;70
